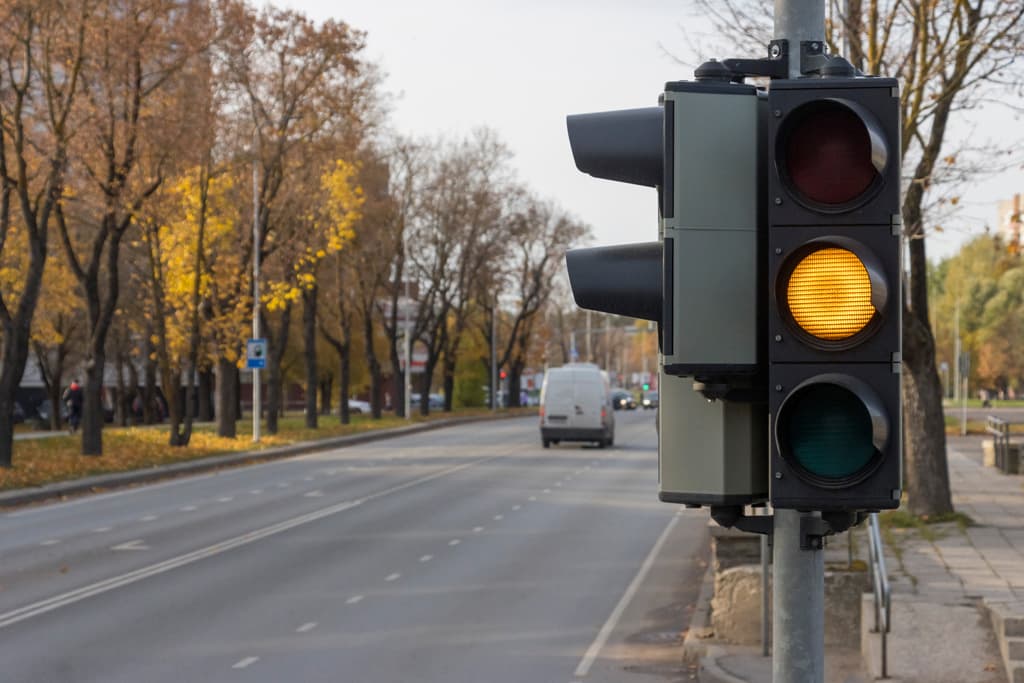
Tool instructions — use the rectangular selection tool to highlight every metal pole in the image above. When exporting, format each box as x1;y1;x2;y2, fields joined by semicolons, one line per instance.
772;5;825;680
491;302;498;410
252;141;261;444
774;0;826;79
772;509;824;682
954;302;961;402
403;240;411;421
761;516;771;657
585;309;592;363
604;315;611;371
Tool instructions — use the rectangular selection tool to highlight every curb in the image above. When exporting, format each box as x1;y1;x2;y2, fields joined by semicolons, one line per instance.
0;412;533;509
699;645;752;683
683;562;716;662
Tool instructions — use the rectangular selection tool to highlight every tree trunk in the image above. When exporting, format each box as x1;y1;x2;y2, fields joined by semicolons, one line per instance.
114;354;127;427
320;375;331;415
216;357;237;438
443;356;455;412
903;309;954;516
362;312;383;419
0;320;32;466
198;369;214;421
339;345;351;424
143;333;158;425
390;344;406;418
264;305;291;435
165;369;185;447
81;356;105;456
303;285;318;429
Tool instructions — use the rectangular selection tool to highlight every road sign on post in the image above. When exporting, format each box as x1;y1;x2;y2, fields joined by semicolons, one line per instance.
247;338;267;370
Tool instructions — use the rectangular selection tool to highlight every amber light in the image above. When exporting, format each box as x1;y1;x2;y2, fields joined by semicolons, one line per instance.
786;247;875;341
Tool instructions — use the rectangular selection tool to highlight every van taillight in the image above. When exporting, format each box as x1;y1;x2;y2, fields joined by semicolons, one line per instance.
540;406;545;419
601;407;607;419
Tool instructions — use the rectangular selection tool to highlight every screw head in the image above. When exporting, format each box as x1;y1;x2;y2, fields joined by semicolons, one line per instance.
775;384;783;392
810;41;820;50
774;334;782;342
775;472;783;480
775;247;782;255
769;44;781;58
774;197;783;205
773;109;782;118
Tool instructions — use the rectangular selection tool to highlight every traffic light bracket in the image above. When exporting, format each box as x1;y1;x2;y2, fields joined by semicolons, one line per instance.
709;505;865;548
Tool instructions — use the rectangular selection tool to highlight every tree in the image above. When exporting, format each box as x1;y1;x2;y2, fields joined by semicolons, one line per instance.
57;0;210;455
688;0;1024;516
0;0;89;466
220;1;366;433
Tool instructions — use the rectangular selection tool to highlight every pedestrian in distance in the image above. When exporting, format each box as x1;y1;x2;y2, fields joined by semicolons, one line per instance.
63;380;84;433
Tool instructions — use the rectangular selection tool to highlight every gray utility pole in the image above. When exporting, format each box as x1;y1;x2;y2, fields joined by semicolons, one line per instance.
251;141;261;444
772;2;826;682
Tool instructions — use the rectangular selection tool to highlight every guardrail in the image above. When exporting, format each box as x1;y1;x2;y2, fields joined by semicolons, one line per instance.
987;416;1011;471
867;512;892;678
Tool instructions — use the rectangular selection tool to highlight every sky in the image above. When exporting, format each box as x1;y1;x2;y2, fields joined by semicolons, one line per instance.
286;0;1023;263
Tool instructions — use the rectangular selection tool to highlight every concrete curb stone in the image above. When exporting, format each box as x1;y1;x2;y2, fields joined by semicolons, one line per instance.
0;412;532;509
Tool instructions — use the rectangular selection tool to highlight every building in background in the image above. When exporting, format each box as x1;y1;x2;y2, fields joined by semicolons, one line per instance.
997;193;1022;252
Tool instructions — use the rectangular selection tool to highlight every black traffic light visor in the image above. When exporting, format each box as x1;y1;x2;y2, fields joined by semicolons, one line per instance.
565;242;662;322
566;107;663;187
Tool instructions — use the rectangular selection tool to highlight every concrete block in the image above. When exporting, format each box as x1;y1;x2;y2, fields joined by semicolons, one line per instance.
711;564;866;647
1007;637;1024;660
985;439;997;467
710;525;763;572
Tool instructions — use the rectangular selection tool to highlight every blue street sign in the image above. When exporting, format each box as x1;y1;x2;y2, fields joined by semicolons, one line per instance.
247;338;267;369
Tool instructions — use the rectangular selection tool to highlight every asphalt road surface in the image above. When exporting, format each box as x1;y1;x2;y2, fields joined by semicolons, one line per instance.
0;410;709;683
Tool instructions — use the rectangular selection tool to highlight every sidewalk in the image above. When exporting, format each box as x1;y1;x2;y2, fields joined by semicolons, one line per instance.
692;435;1012;683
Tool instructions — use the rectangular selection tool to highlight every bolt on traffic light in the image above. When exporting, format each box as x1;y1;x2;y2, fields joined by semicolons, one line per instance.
767;77;902;511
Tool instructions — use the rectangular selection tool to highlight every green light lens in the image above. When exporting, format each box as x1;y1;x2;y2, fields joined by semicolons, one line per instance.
782;384;875;479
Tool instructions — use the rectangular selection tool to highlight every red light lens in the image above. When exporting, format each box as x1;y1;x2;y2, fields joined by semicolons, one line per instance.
784;102;877;206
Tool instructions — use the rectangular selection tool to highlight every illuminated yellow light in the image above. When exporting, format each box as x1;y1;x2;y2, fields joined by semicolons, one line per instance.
786;248;874;340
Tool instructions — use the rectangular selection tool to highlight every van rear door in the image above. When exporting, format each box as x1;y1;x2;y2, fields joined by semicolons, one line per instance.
542;370;575;427
571;372;605;431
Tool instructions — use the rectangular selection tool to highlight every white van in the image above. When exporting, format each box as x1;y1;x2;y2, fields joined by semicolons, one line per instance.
539;364;615;448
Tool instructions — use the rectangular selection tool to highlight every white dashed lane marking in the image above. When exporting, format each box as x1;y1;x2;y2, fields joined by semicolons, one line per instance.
512;505;521;511
250;489;263;495
304;490;323;498
385;573;401;582
473;526;484;533
543;489;551;494
232;657;259;669
493;514;504;521
110;540;149;551
448;539;461;547
419;555;433;563
39;539;61;546
179;506;197;512
296;622;317;633
346;595;364;605
528;496;537;502
216;497;233;503
140;515;158;522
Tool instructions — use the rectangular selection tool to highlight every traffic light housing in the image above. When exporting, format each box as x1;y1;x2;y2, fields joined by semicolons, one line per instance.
565;79;767;507
767;77;902;511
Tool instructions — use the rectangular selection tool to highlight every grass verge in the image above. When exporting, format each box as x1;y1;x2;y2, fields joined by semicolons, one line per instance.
1;408;535;492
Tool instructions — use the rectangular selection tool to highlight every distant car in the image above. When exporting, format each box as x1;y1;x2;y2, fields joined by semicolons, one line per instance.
348;399;371;414
411;393;445;409
611;390;636;410
642;391;659;410
35;400;68;424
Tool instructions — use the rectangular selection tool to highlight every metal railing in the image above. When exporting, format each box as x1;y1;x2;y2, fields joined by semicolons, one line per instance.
867;512;892;678
987;416;1011;471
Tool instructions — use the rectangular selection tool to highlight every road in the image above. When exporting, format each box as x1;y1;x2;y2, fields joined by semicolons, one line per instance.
0;410;708;683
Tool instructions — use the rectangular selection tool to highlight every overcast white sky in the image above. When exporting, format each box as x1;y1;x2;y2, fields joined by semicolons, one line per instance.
286;0;1022;262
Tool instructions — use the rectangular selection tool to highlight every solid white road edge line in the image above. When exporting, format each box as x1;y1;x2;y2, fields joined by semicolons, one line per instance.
572;511;682;678
0;455;497;630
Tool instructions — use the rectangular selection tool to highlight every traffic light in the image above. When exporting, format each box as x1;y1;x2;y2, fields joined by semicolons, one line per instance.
642;382;650;391
565;77;767;507
767;77;902;511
